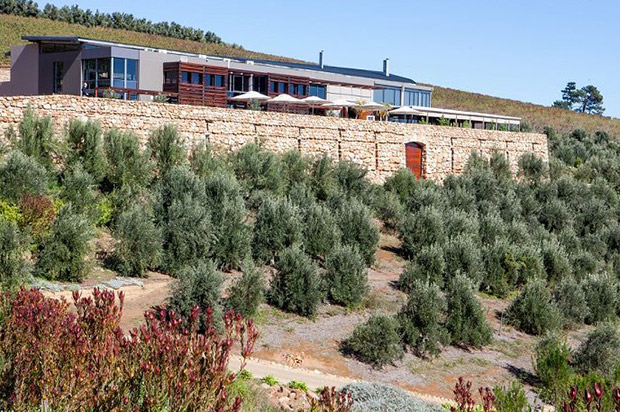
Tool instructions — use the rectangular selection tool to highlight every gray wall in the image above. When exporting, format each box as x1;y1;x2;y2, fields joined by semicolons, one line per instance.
138;50;178;92
38;49;82;95
0;44;39;96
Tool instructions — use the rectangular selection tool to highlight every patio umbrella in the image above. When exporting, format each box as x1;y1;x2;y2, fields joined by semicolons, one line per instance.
268;93;302;113
322;99;356;117
230;91;270;101
361;101;389;111
301;95;329;114
389;106;425;123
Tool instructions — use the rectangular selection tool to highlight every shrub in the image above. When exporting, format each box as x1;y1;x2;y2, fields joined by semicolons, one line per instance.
60;163;98;221
518;153;546;184
400;207;445;258
0;151;48;202
0;220;30;290
12;107;57;170
493;381;528;412
169;260;223;328
445;274;492;348
444;234;483;286
226;260;266;317
533;335;574;404
336;198;379;266
333;160;370;201
325;244;368;308
397;280;447;357
148;124;186;176
342;382;442;412
0;288;257;411
287;380;309;392
309;155;337;201
581;274;618;324
19;193;56;238
399;243;445;291
553;278;589;327
281;150;310;190
374;190;405;233
231;143;284;196
269;247;321;317
34;205;93;282
344;315;403;367
112;205;162;277
260;375;279;386
204;171;251;270
574;323;620;378
252;197;303;264
505;279;561;335
189;143;223;178
384;168;419;205
541;239;572;284
482;239;522;297
103;129;152;189
303;203;341;260
65;119;107;182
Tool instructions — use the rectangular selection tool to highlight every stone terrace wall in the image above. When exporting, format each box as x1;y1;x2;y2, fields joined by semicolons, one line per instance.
0;95;548;183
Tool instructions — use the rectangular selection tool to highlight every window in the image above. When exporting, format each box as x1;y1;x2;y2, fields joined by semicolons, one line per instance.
113;58;125;88
270;81;277;93
288;84;296;95
96;58;110;88
164;71;178;85
215;75;225;87
297;84;307;96
308;84;326;99
53;61;63;93
191;72;201;84
278;82;286;93
205;74;213;86
126;59;137;89
181;71;190;83
83;59;96;89
373;87;401;106
253;76;267;94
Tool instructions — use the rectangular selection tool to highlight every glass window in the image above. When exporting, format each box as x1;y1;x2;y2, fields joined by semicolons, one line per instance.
164;71;177;85
288;84;296;95
181;71;190;83
204;74;213;86
191;72;201;84
53;61;63;93
309;84;325;98
269;81;277;93
113;58;125;88
126;59;137;89
298;84;307;96
96;58;110;88
215;75;225;87
233;75;244;92
83;59;97;89
279;82;286;93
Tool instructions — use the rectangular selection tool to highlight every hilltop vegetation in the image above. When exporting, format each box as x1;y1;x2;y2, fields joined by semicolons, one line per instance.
0;14;303;68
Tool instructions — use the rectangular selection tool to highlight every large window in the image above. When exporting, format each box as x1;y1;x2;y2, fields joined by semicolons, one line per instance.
83;59;97;89
96;58;110;88
113;58;125;88
373;87;401;106
403;89;431;107
85;57;137;90
374;87;431;107
126;59;137;89
164;71;177;85
308;84;326;99
53;61;63;93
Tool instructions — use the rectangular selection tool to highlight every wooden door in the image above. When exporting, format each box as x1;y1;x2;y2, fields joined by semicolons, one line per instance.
405;142;423;179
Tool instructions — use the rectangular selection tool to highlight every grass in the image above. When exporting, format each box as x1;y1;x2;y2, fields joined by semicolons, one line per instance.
3;14;618;137
0;14;304;67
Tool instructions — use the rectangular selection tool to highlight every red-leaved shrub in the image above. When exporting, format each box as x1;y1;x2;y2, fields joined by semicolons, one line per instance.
19;193;55;236
0;288;258;411
310;386;354;412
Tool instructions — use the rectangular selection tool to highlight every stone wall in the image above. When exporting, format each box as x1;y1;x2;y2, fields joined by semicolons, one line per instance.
0;95;548;182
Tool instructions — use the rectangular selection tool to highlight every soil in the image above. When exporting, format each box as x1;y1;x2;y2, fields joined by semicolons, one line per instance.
40;228;593;404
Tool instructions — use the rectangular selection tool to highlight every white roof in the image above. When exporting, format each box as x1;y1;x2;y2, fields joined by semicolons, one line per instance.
268;93;302;103
405;105;521;125
230;91;270;101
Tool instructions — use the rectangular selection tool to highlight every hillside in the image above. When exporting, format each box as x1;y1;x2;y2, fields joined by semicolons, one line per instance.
2;14;618;136
0;14;303;66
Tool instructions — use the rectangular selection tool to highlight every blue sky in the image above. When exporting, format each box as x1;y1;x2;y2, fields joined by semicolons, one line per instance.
44;0;620;118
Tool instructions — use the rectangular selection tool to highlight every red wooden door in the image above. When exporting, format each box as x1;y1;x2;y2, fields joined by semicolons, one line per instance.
405;142;423;179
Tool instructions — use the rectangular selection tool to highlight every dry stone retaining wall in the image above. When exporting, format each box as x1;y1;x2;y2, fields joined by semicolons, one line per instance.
0;95;548;183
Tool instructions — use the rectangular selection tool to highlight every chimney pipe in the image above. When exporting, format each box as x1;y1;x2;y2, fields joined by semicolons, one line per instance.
319;50;324;69
383;58;390;77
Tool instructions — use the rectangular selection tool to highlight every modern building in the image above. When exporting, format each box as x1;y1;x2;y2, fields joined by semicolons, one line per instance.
0;36;520;127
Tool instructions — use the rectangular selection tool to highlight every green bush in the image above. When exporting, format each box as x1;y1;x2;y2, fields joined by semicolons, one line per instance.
281;150;309;190
65;119;107;182
0;151;48;202
204;171;251;270
518;153;546;184
0;201;22;224
384;168;419;205
226;260;266;317
103;130;152;189
493;381;528;412
0;219;31;290
252;197;303;264
169;260;223;328
533;335;574;404
443;234;483;286
325;244;368;308
581;273;618;324
399;243;445;291
397;280;447;358
344;314;403;367
148;124;186;176
260;375;279;386
268;246;321;317
189;143;222;178
400;207;445;259
231;144;284;197
308;155;336;201
302;202;340;260
541;239;572;285
112;205;162;277
34;205;93;282
336;198;379;266
374;190;405;233
574;322;620;378
60;163;98;221
505;279;561;335
333;161;370;201
287;380;309;392
11;106;57;170
481;239;522;297
553;278;589;327
445;274;492;348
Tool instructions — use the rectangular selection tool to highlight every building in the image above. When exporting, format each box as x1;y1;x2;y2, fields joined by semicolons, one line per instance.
0;36;520;128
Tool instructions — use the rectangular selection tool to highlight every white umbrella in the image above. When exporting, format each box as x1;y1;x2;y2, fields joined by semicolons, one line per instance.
230;91;270;101
268;93;302;103
361;101;390;111
322;98;356;108
301;96;329;114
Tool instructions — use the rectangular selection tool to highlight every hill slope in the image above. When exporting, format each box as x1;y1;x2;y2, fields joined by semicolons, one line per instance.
2;14;618;136
0;14;303;66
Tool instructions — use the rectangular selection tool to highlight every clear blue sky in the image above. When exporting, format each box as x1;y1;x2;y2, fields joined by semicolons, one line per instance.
45;0;620;118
